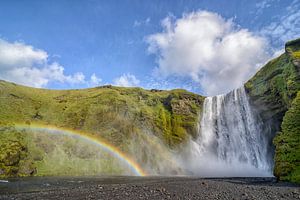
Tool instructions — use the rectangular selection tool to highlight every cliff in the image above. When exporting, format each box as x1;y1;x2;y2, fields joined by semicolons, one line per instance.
0;81;204;177
245;38;300;130
245;38;300;183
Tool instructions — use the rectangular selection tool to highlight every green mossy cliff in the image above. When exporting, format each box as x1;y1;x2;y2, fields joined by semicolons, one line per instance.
245;38;300;128
245;38;300;183
0;82;204;177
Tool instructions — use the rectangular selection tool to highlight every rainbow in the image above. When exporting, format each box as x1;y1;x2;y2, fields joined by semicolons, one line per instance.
11;123;147;176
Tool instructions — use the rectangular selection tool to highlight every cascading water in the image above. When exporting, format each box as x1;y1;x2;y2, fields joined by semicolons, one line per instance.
181;86;273;177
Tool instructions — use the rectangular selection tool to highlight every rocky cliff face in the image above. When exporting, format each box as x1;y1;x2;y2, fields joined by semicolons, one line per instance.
245;38;300;183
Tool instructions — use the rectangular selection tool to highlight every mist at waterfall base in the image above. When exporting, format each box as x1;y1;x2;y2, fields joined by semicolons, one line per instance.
176;87;274;177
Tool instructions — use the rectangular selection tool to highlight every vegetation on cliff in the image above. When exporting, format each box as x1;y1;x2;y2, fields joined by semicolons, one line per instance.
245;39;300;125
0;125;35;177
273;91;300;183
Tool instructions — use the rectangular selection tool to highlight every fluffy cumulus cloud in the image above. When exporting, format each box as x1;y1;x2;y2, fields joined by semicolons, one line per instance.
113;73;140;87
146;11;270;96
0;39;100;88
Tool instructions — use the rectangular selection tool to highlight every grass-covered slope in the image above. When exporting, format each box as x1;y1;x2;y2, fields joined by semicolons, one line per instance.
0;82;204;177
245;38;300;183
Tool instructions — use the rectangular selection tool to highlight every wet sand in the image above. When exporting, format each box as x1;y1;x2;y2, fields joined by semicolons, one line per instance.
0;176;299;200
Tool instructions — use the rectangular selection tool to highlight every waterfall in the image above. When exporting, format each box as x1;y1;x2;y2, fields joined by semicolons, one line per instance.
182;87;273;177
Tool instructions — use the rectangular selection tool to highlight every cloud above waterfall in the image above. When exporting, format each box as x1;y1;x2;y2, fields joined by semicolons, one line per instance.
146;11;270;96
0;39;101;88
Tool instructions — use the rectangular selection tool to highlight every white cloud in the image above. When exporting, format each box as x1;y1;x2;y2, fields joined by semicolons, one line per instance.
0;39;88;88
0;39;47;69
90;73;102;86
146;11;270;96
113;73;140;87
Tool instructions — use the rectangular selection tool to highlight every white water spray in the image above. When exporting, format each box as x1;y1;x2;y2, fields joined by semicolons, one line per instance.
181;87;273;177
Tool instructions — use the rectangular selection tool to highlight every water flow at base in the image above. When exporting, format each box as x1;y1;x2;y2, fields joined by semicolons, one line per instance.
179;87;273;177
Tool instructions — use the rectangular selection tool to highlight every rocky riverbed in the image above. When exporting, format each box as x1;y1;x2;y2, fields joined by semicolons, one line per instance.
0;176;299;200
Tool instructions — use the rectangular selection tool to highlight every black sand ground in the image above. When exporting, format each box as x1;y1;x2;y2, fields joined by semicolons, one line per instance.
0;176;299;200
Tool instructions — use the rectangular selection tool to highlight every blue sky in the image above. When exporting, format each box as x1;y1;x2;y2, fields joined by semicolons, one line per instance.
0;0;299;95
